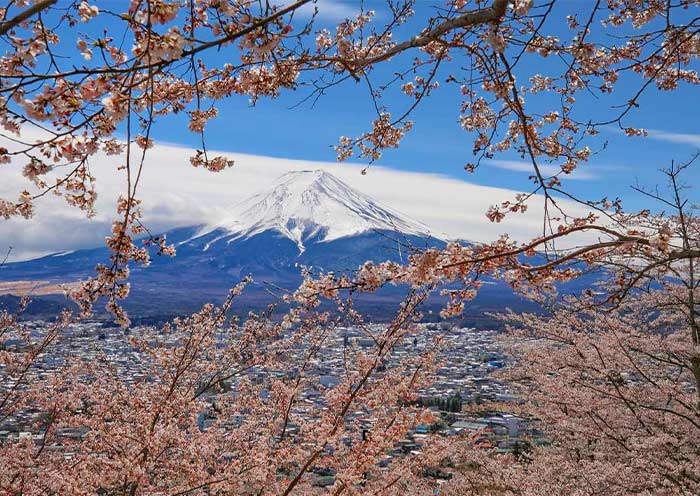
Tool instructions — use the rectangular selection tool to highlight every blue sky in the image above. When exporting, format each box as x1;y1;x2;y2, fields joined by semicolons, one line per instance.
138;0;700;212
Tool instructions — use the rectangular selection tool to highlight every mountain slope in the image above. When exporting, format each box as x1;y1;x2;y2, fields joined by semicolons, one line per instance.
0;171;467;320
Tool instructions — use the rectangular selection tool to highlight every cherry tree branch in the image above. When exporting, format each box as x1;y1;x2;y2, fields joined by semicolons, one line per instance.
0;0;57;36
355;0;508;67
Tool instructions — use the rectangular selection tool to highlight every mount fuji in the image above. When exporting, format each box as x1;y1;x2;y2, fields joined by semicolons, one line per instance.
0;170;546;323
1;170;483;321
185;169;438;254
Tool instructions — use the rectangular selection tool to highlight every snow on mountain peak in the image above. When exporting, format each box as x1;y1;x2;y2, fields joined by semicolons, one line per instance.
218;169;433;252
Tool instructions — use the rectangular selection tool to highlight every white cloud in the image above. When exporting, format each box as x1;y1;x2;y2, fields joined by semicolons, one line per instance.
296;0;362;21
0;135;598;262
644;129;700;147
487;159;597;180
604;126;700;147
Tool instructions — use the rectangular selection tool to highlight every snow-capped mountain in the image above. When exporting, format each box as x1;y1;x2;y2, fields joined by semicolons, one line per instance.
0;170;457;320
0;170;590;323
194;169;435;253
